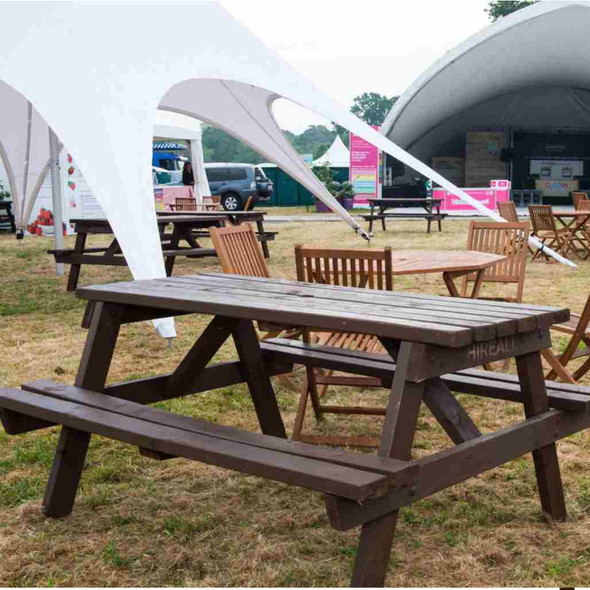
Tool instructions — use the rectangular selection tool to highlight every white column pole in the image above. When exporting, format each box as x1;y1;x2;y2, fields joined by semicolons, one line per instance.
48;128;64;276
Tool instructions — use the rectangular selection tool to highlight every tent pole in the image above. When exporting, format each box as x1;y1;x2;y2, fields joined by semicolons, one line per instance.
48;128;64;276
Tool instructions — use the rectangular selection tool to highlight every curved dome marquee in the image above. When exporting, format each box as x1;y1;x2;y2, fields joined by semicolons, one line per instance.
382;1;590;161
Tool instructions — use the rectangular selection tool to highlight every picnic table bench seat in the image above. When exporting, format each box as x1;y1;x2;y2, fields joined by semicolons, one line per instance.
0;381;419;511
260;337;590;413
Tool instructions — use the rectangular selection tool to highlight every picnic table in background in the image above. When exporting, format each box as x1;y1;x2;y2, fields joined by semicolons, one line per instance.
49;215;225;292
1;272;585;587
362;198;447;234
158;209;276;258
0;201;15;232
390;250;506;298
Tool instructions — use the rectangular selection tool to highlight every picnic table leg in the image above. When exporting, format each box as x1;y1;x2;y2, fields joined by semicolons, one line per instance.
42;302;123;518
66;231;87;292
164;225;182;276
232;319;286;438
425;203;432;234
423;378;481;444
380;206;386;231
437;205;443;232
516;350;567;521
256;219;270;258
351;341;423;587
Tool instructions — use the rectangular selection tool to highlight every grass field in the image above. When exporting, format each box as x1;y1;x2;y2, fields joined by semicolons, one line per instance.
1;218;590;587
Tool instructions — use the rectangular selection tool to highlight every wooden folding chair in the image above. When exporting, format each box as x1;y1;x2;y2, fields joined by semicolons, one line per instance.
202;195;221;211
292;245;393;447
461;221;529;303
497;201;519;222
541;294;590;383
209;224;300;388
174;197;198;211
528;205;574;261
498;201;534;255
572;191;589;210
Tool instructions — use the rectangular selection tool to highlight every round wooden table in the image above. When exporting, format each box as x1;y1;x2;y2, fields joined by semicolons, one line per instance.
390;250;507;298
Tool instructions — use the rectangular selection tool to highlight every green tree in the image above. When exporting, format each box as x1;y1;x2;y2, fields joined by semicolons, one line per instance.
291;125;336;155
201;126;265;164
332;92;398;144
349;92;397;127
485;0;537;21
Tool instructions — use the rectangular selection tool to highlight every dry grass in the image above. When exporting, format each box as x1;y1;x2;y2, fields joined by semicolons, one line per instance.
1;218;590;587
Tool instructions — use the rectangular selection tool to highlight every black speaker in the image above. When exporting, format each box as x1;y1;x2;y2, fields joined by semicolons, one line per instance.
500;148;514;162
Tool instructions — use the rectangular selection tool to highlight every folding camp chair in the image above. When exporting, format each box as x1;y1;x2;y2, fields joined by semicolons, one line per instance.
292;245;393;447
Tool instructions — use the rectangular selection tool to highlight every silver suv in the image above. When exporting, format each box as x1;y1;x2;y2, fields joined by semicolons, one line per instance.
204;163;273;211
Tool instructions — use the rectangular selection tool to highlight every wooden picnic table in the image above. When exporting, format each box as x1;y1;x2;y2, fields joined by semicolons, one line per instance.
4;272;588;587
158;209;276;258
391;250;506;298
0;200;15;232
363;198;447;234
49;215;225;292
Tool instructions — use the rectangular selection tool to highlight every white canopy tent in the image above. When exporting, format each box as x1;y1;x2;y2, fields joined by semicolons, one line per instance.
154;111;210;202
0;1;567;340
0;80;51;234
313;135;350;167
382;1;590;168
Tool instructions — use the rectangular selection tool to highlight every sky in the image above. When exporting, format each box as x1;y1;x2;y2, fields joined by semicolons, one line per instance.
220;0;491;133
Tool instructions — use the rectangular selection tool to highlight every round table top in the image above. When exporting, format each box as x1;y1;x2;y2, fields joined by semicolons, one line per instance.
390;250;506;276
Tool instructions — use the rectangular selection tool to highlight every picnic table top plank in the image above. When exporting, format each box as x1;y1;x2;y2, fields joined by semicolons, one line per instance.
77;273;568;347
191;273;567;330
157;210;267;220
70;215;227;228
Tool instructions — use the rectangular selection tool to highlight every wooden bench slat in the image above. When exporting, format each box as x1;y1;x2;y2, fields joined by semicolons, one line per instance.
0;388;389;501
260;338;590;413
21;380;416;486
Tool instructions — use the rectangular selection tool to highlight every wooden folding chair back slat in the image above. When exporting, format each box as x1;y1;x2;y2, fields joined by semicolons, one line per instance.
292;245;393;447
210;223;269;278
497;201;519;223
529;204;558;233
578;199;590;211
294;246;393;291
572;192;589;210
174;197;198;211
461;221;529;303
